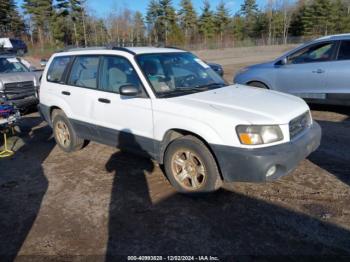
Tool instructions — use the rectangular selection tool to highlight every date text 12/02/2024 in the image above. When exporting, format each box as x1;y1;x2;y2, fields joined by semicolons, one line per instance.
127;256;220;261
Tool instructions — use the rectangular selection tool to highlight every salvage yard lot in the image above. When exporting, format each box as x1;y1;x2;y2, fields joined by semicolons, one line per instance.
1;46;350;259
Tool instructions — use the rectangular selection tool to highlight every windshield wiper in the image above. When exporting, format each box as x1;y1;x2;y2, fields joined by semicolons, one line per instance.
157;83;226;98
194;82;226;90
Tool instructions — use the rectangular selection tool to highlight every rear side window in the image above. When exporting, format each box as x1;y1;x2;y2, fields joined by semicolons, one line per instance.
47;56;71;83
68;56;99;89
337;41;350;60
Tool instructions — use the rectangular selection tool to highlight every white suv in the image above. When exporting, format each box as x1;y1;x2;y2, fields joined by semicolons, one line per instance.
39;47;321;193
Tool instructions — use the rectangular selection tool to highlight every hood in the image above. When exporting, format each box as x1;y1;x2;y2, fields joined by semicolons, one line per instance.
167;85;309;125
245;61;274;70
0;72;40;88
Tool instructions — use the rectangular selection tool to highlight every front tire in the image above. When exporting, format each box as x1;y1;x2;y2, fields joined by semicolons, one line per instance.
164;135;222;193
52;110;85;152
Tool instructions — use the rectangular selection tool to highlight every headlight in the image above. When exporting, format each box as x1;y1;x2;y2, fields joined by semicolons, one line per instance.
236;125;283;145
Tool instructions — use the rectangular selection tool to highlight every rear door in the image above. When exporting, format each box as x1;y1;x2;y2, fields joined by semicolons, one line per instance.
274;41;337;99
45;55;101;139
90;55;154;157
325;40;350;101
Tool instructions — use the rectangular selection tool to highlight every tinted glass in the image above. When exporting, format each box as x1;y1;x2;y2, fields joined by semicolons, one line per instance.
99;55;143;94
0;57;29;73
68;56;99;89
47;56;71;83
137;52;226;97
337;40;350;60
289;42;335;64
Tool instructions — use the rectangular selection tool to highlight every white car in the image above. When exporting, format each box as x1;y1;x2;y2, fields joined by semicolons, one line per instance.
38;47;321;193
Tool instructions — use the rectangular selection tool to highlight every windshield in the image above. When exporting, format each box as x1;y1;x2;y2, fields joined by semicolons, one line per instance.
0;57;29;73
136;52;226;97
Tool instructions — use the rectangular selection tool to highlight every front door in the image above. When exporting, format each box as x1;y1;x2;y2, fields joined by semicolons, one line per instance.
91;55;155;157
274;41;337;99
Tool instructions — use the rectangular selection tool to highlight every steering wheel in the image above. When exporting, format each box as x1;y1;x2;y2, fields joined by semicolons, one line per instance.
178;74;197;87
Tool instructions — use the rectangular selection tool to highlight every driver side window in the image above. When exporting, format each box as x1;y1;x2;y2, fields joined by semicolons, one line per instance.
288;42;336;64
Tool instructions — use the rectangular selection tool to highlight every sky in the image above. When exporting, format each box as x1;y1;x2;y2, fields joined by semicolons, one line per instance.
16;0;266;17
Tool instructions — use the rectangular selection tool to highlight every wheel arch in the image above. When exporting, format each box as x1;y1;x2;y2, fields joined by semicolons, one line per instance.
246;80;270;89
158;128;224;180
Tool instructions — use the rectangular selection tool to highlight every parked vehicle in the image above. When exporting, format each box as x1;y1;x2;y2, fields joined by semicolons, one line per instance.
39;47;321;193
207;62;224;77
234;34;350;106
0;54;40;110
0;38;28;56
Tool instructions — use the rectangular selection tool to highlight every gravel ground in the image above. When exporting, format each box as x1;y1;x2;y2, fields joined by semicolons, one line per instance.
0;46;349;261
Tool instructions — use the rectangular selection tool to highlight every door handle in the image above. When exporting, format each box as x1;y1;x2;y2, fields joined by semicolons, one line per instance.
98;98;111;104
61;91;70;96
312;69;325;74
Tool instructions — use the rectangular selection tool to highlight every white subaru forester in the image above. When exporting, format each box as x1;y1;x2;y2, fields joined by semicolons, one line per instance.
39;47;321;193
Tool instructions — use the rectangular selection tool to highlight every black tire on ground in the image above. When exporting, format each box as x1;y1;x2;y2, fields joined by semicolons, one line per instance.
52;109;85;152
164;135;222;193
248;81;268;89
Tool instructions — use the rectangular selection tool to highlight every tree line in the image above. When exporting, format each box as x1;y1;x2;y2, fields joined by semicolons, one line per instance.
1;0;350;50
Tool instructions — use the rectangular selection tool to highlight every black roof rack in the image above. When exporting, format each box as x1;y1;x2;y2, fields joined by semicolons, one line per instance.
111;47;136;55
59;45;137;55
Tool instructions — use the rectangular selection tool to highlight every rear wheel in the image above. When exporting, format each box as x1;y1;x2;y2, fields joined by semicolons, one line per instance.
248;81;268;89
52;110;85;152
164;135;222;193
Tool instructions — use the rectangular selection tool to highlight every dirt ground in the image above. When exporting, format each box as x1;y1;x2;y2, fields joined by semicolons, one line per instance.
1;46;350;261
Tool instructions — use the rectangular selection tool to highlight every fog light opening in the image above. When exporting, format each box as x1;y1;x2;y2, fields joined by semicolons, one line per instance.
266;165;277;177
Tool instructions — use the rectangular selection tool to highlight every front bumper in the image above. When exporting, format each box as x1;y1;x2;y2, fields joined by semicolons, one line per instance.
211;122;322;182
4;96;39;109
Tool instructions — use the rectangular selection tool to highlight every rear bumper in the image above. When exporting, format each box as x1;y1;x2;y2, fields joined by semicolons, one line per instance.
211;122;322;182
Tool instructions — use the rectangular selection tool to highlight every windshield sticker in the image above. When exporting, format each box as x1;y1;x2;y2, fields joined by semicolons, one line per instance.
194;58;209;69
6;58;19;63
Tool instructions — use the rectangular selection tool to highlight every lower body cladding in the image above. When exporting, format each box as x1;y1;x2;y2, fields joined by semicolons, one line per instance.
38;104;321;183
211;122;321;182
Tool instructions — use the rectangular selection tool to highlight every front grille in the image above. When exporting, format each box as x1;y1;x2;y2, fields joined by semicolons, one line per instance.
3;81;36;100
289;111;312;139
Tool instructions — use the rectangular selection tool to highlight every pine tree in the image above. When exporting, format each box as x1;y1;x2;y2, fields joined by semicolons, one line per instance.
146;0;161;44
55;0;86;46
214;0;230;42
178;0;197;41
239;0;259;38
0;0;25;37
22;0;53;48
158;0;177;44
198;0;215;44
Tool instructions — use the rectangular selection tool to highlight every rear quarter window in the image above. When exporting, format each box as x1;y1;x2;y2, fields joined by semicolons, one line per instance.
47;56;72;83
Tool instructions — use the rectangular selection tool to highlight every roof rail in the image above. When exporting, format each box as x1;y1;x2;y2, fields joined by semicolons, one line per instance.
59;45;136;55
111;46;136;55
59;46;108;52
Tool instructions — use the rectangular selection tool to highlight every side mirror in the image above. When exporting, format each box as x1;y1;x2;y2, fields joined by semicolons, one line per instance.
280;57;288;65
40;59;48;67
119;85;140;97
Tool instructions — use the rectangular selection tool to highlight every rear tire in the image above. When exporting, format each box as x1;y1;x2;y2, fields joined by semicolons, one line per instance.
248;81;268;89
52;110;85;152
164;135;222;194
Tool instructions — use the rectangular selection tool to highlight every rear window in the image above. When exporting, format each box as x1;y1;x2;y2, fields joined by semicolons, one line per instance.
337;41;350;60
47;56;71;83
